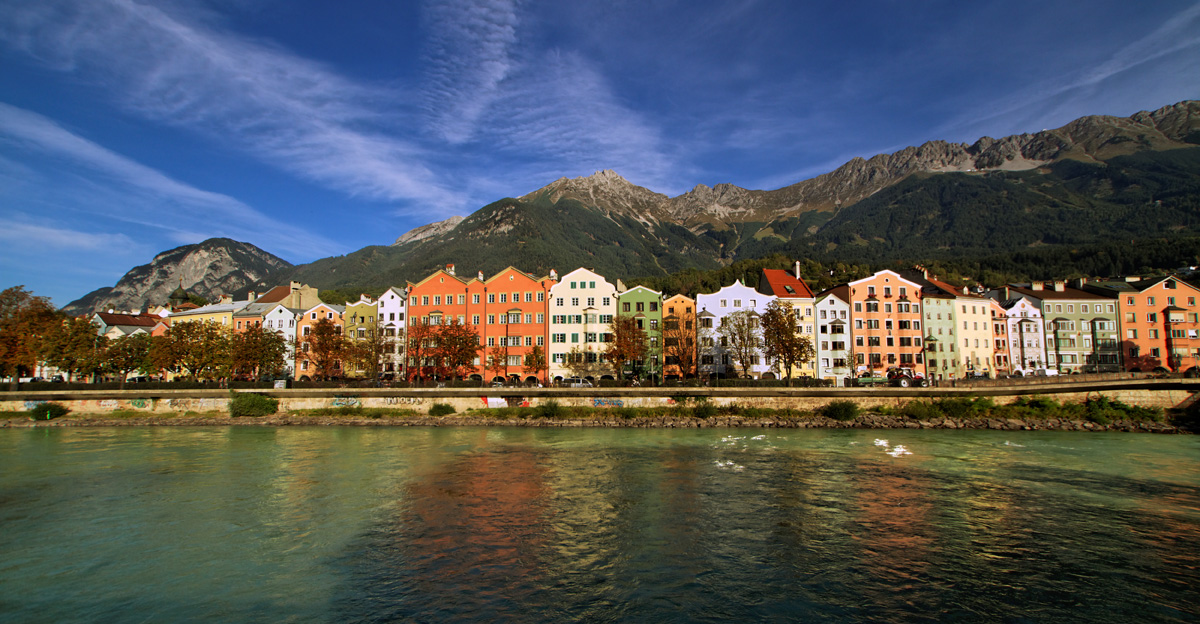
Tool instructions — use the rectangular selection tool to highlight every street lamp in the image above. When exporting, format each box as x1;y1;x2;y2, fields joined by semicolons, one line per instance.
924;335;938;383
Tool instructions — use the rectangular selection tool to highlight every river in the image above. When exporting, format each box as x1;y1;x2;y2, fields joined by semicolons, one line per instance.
1;427;1197;622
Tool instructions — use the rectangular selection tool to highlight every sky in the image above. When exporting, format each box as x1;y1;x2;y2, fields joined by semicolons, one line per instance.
1;0;1198;305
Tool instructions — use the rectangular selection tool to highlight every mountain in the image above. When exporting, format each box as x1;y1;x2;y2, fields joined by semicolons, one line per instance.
65;101;1200;308
62;238;292;315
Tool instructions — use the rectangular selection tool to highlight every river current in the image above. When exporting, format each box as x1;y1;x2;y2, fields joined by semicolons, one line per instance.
1;427;1197;623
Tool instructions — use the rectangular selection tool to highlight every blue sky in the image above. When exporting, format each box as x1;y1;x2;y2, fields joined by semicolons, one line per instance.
1;0;1198;305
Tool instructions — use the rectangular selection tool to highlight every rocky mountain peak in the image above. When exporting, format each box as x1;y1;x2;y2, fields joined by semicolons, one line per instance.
62;238;292;315
393;215;464;246
521;168;669;219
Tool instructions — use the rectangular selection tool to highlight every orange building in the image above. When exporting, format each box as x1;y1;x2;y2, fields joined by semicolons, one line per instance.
295;303;345;380
662;294;697;379
989;299;1011;375
1084;276;1200;373
846;270;925;373
405;265;486;379
479;267;557;384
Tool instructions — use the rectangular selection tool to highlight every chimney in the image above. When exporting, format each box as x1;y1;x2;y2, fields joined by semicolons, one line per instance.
794;260;801;279
1030;282;1043;291
107;308;114;314
291;281;301;290
248;291;257;302
446;263;456;276
478;271;484;281
550;269;558;281
219;294;232;304
1053;281;1065;292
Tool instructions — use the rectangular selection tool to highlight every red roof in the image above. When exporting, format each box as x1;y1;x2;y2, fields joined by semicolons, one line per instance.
255;285;291;303
95;312;161;327
759;269;815;299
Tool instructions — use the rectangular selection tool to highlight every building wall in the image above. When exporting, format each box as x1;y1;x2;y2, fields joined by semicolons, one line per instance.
695;280;775;378
547;269;618;380
815;294;851;382
480;268;556;383
616;285;664;379
1117;278;1200;372
662;294;696;378
847;271;925;374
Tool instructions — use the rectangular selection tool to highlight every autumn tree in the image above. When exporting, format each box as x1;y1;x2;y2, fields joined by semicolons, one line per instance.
405;321;436;381
523;344;548;384
662;312;699;378
716;309;762;378
230;325;288;380
301;318;347;380
41;317;106;382
761;300;816;385
487;344;508;382
605;314;648;381
564;346;609;379
346;317;394;381
0;286;62;382
434;318;482;379
166;321;230;380
105;333;154;388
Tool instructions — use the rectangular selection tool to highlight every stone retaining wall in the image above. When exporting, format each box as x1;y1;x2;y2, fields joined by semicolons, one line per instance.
0;413;1185;433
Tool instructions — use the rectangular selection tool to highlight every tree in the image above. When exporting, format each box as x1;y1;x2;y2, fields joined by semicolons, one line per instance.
565;346;610;379
760;300;816;385
487;344;508;382
0;286;62;381
663;313;699;378
168;321;230;380
346;317;394;382
230;325;288;380
434;318;482;379
716;310;762;378
301;318;347;380
105;333;153;388
605;315;648;381
523;344;548;384
41;317;106;382
405;321;437;381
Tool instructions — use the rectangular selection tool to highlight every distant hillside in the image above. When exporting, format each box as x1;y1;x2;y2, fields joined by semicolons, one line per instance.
65;100;1200;307
63;238;292;315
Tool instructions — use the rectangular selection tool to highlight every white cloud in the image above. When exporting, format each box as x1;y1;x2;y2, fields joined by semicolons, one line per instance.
0;221;137;251
0;0;466;212
0;102;345;258
421;0;520;144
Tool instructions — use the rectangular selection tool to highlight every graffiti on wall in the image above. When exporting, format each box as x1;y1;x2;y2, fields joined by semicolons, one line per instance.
332;395;361;408
383;397;424;406
165;398;224;411
23;400;45;411
593;398;624;408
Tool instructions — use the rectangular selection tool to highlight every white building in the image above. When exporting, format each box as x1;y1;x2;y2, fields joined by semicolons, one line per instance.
999;296;1048;372
546;268;619;381
815;287;852;384
695;280;776;378
261;304;303;378
377;286;407;378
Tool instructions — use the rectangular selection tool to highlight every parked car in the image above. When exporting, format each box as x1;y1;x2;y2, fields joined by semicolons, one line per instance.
561;377;593;388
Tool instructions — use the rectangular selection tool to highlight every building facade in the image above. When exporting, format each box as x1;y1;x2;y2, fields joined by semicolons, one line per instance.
547;268;618;381
846;271;925;374
695;280;775;378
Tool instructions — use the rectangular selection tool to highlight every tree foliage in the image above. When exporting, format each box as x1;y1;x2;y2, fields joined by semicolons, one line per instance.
0;286;62;379
605;314;648;379
230;325;288;380
40;317;105;382
105;332;153;388
760;300;815;384
301;318;347;380
716;310;761;378
434;318;482;379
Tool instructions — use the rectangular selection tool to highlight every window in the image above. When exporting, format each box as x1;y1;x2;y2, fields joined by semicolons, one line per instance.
488;294;495;303
720;299;727;307
556;298;564;307
588;297;596;306
473;294;481;304
571;333;579;343
571;298;579;306
552;334;566;343
487;314;495;324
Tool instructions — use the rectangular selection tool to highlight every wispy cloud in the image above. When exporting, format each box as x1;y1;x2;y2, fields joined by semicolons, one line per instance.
0;221;137;251
421;0;520;144
0;0;466;212
937;3;1200;140
0;102;345;258
479;50;676;190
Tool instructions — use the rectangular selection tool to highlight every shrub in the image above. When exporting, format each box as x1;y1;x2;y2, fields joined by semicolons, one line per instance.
229;393;279;418
429;403;456;417
692;400;717;419
535;399;564;419
821;400;860;421
29;402;69;420
899;400;939;420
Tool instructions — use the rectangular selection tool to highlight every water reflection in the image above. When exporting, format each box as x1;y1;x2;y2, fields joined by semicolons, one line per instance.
1;428;1197;623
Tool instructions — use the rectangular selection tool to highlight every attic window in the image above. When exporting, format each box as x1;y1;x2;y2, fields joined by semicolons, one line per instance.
784;286;795;294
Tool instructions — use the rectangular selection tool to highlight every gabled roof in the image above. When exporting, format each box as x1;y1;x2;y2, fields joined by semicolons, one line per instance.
617;284;663;297
759;269;814;299
815;284;851;304
95;312;160;328
255;284;291;304
1005;284;1111;301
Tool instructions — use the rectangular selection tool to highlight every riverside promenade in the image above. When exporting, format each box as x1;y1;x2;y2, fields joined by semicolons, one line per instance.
4;377;1199;416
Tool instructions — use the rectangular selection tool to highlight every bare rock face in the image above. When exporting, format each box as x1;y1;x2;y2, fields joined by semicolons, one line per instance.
62;239;292;315
393;215;465;246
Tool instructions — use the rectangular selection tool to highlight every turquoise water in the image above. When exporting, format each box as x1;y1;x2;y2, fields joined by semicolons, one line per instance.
1;427;1197;623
